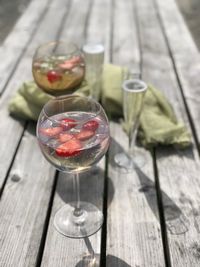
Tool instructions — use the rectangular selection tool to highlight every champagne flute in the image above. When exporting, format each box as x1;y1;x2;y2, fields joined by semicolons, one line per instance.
32;41;85;96
37;95;110;238
114;79;147;170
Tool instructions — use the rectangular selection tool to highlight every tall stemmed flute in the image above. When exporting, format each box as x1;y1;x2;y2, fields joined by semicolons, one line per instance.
115;79;147;170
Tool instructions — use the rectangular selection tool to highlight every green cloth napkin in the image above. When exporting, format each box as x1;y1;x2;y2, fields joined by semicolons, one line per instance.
101;65;190;148
138;86;191;148
8;64;191;148
8;81;53;121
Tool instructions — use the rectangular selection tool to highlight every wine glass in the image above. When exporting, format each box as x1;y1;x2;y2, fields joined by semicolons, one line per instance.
114;79;147;170
36;95;110;238
32;41;85;96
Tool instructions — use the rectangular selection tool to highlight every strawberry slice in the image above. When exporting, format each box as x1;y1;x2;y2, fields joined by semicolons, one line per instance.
59;61;74;70
69;56;81;64
83;120;99;131
47;70;62;83
56;139;82;157
75;130;95;141
59;56;81;70
59;133;74;143
60;118;77;130
39;127;62;137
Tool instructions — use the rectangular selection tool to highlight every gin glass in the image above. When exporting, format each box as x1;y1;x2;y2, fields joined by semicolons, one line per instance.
32;41;85;96
115;79;147;170
37;95;110;237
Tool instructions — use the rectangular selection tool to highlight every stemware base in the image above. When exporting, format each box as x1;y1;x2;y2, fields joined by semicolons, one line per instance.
114;150;146;171
54;201;103;238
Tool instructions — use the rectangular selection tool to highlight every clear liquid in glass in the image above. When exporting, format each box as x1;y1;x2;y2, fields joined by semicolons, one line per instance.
37;111;110;172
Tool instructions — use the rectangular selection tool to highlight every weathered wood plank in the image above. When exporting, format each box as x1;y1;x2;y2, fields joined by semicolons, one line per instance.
1;0;199;266
40;0;111;266
108;123;166;267
0;0;31;44
0;0;51;95
176;0;200;50
59;0;92;46
0;123;56;267
136;0;200;265
112;0;140;71
155;0;200;144
0;0;70;190
85;0;113;63
0;1;72;266
156;0;198;55
41;164;104;267
106;0;165;266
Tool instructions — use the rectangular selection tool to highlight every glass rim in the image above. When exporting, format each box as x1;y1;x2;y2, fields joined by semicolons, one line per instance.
122;79;148;93
34;40;80;54
43;94;103;123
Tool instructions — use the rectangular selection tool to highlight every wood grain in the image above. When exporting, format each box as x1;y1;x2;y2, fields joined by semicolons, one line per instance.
107;123;165;267
85;0;113;63
0;0;70;190
0;0;71;265
106;0;165;266
0;0;51;95
156;0;200;144
1;0;200;266
40;1;110;266
40;163;105;267
0;123;56;267
137;0;200;265
112;0;140;71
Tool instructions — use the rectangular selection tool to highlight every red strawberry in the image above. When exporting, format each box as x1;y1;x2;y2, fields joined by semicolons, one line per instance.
60;118;77;130
47;70;62;83
59;61;74;70
69;56;81;64
75;130;95;141
83;120;99;131
39;127;62;137
59;56;81;70
59;133;74;143
56;139;82;157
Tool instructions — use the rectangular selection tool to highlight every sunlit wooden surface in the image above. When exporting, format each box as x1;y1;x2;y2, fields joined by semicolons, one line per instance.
1;0;200;266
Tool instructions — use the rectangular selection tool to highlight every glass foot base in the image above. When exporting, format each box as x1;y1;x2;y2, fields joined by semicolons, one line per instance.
114;150;146;171
54;201;103;238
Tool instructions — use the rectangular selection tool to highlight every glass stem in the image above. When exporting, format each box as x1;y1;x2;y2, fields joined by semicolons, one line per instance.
128;128;137;155
73;172;83;217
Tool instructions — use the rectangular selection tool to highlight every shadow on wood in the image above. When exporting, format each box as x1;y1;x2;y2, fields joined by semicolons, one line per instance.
110;137;189;235
76;235;131;267
76;254;131;267
75;235;101;267
56;165;115;208
156;145;195;161
135;167;190;235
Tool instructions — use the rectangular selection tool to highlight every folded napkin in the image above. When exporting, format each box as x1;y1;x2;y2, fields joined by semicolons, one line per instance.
8;81;52;121
138;86;191;148
101;65;190;148
8;64;191;148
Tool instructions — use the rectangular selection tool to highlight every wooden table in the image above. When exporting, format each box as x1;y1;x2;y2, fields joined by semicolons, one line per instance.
1;0;200;266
